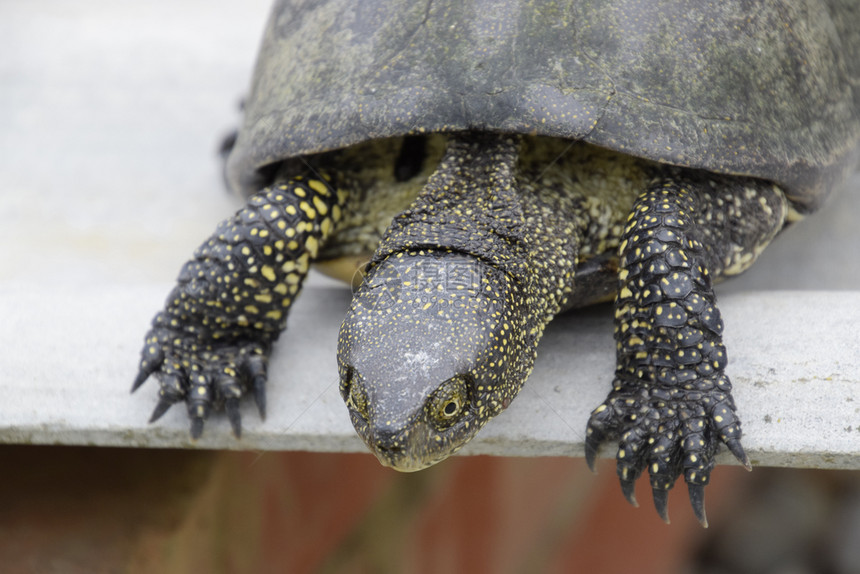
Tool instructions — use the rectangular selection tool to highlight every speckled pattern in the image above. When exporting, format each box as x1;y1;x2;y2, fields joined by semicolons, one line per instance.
202;0;860;523
134;176;348;437
136;133;793;522
229;0;860;212
337;136;539;471
336;136;647;472
585;177;787;525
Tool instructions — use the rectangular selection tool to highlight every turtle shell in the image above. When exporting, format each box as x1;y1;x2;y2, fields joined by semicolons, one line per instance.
227;0;860;213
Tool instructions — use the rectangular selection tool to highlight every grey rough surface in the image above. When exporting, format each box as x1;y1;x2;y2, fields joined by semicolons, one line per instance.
230;0;860;211
0;284;858;469
1;0;859;467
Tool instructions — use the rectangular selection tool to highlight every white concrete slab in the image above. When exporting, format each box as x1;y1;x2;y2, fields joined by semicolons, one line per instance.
0;285;858;469
1;0;858;468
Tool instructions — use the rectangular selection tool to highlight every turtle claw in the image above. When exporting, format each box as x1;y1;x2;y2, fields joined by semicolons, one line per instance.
132;367;154;393
621;478;638;507
584;433;600;473
225;397;242;438
688;483;708;528
585;404;615;472
652;488;671;524
148;396;177;423
134;321;271;438
726;437;752;470
252;374;267;421
585;373;741;526
242;353;269;420
132;338;165;392
190;417;205;440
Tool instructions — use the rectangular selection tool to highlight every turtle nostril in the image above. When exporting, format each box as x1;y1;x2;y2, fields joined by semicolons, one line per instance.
373;428;405;456
375;442;400;454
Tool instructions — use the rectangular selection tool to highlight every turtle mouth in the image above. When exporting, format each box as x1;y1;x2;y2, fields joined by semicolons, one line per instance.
350;406;479;473
369;433;465;473
371;448;437;473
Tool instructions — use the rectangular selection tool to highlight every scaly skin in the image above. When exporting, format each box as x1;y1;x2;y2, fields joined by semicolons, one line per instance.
135;133;789;523
585;177;787;525
338;135;543;469
133;176;348;437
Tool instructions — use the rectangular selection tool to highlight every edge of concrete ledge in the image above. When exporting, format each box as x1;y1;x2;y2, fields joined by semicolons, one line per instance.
1;283;858;470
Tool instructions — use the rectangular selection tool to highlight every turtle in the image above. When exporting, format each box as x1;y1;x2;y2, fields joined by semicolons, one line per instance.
133;0;860;525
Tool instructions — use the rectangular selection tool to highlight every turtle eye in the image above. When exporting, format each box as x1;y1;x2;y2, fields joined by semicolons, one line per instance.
442;398;461;418
345;370;369;419
428;376;469;430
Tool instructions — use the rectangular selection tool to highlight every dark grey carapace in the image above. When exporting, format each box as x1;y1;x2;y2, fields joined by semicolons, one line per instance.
134;0;860;526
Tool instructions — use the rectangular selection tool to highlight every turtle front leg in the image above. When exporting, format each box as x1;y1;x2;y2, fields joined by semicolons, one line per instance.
133;175;347;438
585;175;788;526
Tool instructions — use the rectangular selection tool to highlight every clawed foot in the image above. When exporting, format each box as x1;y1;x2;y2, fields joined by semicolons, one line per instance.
132;312;270;438
131;176;341;437
585;372;751;526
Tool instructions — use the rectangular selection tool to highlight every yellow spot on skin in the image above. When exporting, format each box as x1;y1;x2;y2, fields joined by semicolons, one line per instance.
265;310;282;320
305;236;319;257
312;195;329;215
320;217;333;237
244;305;260;314
308;179;329;195
299;202;316;219
261;265;276;282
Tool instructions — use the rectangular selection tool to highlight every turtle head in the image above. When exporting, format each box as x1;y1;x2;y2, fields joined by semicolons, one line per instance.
337;250;534;471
